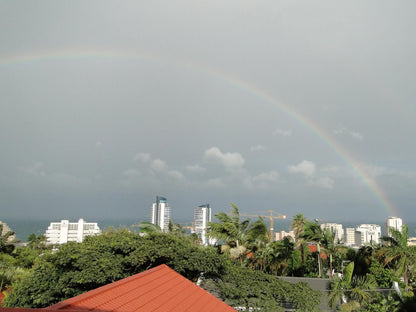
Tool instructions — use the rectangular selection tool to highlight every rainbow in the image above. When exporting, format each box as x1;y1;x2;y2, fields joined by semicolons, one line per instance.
0;48;398;217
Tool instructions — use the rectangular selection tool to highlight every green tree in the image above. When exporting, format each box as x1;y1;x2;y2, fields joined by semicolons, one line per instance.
265;236;295;276
380;224;414;291
321;228;347;277
291;214;308;272
133;221;161;234
368;260;395;288
207;264;321;312
27;234;48;250
328;262;377;310
207;203;268;265
3;230;228;308
300;220;324;277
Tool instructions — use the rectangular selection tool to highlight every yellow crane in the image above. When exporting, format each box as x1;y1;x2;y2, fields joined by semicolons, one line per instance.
241;210;286;242
182;222;195;232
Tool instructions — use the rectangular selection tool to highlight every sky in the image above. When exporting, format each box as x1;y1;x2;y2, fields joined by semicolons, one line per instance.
1;1;415;225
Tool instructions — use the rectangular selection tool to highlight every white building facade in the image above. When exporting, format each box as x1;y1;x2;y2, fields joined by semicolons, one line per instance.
275;230;295;241
345;228;357;246
321;223;344;243
355;224;382;245
194;204;212;245
385;217;403;237
151;196;171;232
45;219;101;245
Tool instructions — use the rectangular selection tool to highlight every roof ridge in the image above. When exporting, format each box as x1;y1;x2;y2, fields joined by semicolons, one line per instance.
46;264;169;310
104;267;184;310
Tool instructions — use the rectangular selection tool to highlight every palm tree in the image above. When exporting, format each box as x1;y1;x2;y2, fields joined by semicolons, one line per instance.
133;221;161;235
27;234;48;250
300;220;324;277
328;262;377;310
380;224;414;291
291;214;308;273
321;228;347;278
273;236;295;275
207;203;268;265
291;214;307;237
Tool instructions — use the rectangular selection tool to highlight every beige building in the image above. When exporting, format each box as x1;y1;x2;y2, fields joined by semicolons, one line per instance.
407;237;416;246
345;228;355;245
275;230;295;241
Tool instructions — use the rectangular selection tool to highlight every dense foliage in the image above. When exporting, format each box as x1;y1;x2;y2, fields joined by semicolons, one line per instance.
204;265;321;312
3;230;227;308
2;206;416;311
3;228;320;311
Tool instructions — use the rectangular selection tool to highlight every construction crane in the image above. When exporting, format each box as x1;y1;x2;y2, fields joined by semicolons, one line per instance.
181;222;195;233
241;210;286;242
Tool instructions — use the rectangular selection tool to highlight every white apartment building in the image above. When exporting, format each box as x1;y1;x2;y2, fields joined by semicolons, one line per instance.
321;223;344;243
355;224;382;245
151;196;171;232
385;216;403;237
275;230;295;241
45;219;101;245
194;204;212;246
345;228;356;246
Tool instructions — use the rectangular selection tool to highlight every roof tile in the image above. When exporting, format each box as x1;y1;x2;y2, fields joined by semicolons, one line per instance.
45;264;235;312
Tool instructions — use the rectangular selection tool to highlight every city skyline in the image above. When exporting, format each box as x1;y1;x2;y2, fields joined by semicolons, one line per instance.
1;2;415;222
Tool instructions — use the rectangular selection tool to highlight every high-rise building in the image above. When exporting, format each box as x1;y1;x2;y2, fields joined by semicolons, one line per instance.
345;228;357;246
385;216;403;237
194;204;211;245
45;219;101;245
355;224;381;245
321;223;344;243
151;196;171;232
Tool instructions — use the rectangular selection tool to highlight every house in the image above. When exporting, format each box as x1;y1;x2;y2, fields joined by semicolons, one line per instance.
1;264;235;312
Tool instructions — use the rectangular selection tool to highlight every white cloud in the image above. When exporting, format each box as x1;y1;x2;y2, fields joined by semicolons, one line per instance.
288;160;316;177
18;162;46;177
273;129;292;137
253;171;279;182
122;168;141;178
350;131;364;141
312;177;335;189
168;170;185;180
134;153;151;163
356;163;392;179
95;141;103;148
150;158;167;172
204;178;226;188
204;147;245;169
16;163;92;191
250;145;266;151
185;164;206;174
333;127;364;141
251;170;279;189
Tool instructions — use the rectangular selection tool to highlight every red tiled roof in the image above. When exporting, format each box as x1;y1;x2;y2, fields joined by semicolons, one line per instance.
307;244;328;259
1;265;235;312
48;264;234;312
0;309;64;312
